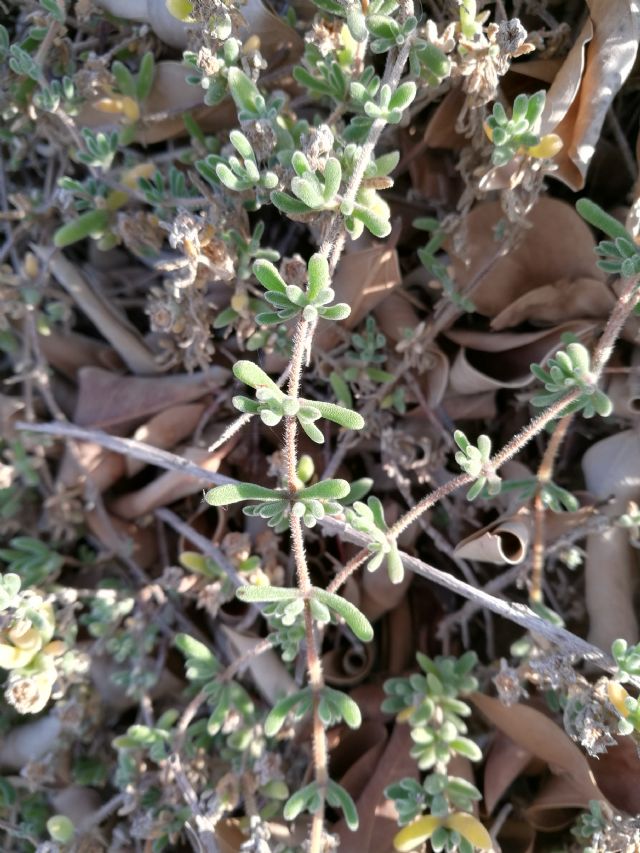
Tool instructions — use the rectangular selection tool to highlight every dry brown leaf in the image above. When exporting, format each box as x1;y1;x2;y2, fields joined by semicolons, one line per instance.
38;331;123;382
216;819;308;853
332;720;389;800
220;626;297;705
587;735;640;815
494;817;535;853
359;563;413;622
524;773;594;831
544;1;640;189
455;513;531;566
109;444;230;519
85;509;158;569
374;294;449;407
382;597;415;676
441;390;497;421
57;441;126;494
446;321;594;394
422;86;467;150
483;730;534;815
315;245;401;350
80;1;302;144
472;694;607;805
33;248;161;375
449;198;605;320
538;19;593;139
335;722;418;853
73;366;227;429
581;429;640;648
126;403;206;476
491;277;615;331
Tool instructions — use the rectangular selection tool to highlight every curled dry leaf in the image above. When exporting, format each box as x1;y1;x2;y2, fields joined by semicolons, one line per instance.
525;773;598;831
455;512;531;566
448;198;605;321
587;734;640;815
126;402;206;476
494;818;535;853
73;366;227;429
446;321;594;394
541;0;640;190
322;641;375;688
581;429;640;648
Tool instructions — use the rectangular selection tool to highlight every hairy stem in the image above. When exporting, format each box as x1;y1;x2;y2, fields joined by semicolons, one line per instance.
279;23;416;851
530;414;573;603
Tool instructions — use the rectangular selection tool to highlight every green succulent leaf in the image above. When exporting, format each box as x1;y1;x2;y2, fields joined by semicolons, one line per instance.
296;479;350;501
233;360;281;394
312;588;374;642
204;482;282;506
236;585;300;603
309;400;365;430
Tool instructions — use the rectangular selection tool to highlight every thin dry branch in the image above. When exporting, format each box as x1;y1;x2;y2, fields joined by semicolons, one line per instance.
17;418;618;674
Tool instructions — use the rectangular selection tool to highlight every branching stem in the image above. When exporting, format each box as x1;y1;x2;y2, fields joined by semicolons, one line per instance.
330;275;640;594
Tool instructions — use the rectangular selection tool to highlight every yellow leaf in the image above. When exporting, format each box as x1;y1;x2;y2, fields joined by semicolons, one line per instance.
0;642;39;670
121;162;156;190
527;133;563;159
166;0;194;20
179;552;210;574
106;190;129;211
7;626;42;652
394;815;442;852
446;812;492;850
607;681;630;718
94;96;140;124
396;705;416;723
42;640;66;658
